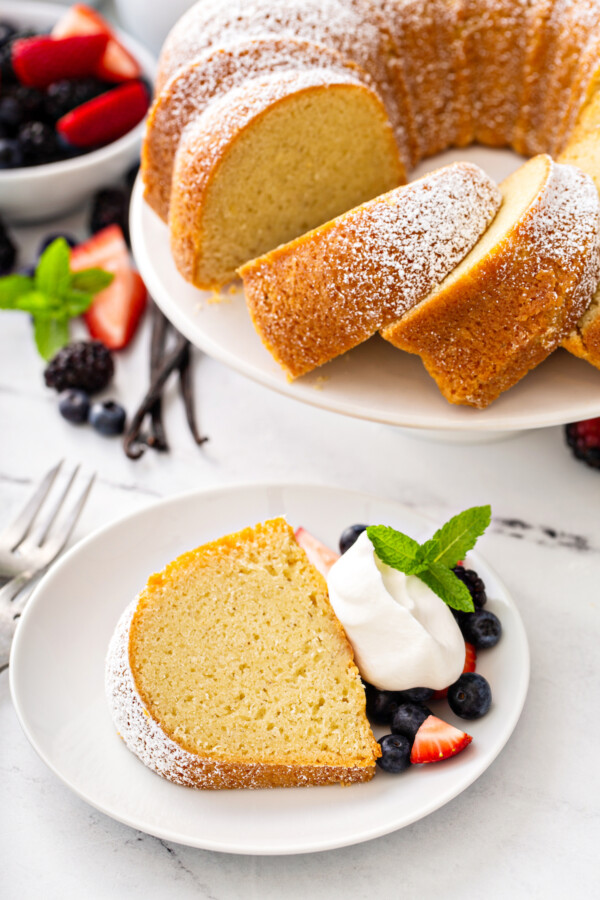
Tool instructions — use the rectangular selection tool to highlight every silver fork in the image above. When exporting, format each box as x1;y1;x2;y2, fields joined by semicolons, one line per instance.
0;461;95;668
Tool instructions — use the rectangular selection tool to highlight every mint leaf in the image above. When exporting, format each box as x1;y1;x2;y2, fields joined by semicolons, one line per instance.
418;563;475;612
35;238;71;299
33;316;70;360
366;525;426;575
0;274;34;308
63;290;94;317
15;291;62;314
70;268;113;294
420;505;491;568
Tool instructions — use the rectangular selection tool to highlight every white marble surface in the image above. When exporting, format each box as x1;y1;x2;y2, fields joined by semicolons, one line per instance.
1;207;599;899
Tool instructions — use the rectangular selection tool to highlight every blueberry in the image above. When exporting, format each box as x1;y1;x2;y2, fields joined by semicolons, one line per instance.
38;233;78;257
339;523;368;554
459;608;502;649
58;389;90;425
89;188;129;244
376;734;412;774
89;400;126;436
364;683;404;725
447;673;492;719
0;137;23;169
0;94;24;133
396;686;435;704
390;702;431;740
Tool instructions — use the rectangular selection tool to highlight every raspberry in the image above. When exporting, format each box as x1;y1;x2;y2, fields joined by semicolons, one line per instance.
44;341;114;394
565;418;600;470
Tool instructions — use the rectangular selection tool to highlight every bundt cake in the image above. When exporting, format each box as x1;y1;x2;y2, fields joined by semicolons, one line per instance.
239;162;501;378
140;0;600;397
105;518;380;789
380;155;600;407
168;68;404;288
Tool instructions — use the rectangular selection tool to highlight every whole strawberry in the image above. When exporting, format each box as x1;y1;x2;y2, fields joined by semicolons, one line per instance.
565;418;600;470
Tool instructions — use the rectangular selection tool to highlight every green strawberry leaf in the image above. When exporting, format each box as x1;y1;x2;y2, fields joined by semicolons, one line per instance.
35;238;71;299
420;505;491;568
366;525;426;575
70;268;114;294
418;563;475;612
0;274;35;309
33;315;70;361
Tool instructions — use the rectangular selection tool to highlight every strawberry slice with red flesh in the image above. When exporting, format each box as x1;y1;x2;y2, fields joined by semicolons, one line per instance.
71;225;147;350
52;3;141;82
57;80;149;148
410;715;472;764
12;34;109;88
294;528;340;577
432;642;477;700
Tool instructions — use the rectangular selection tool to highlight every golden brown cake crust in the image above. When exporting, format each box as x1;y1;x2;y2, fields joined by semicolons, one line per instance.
106;519;380;790
381;156;600;408
239;163;501;379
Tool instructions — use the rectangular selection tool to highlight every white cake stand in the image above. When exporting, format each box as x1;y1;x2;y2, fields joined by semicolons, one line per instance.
129;147;600;442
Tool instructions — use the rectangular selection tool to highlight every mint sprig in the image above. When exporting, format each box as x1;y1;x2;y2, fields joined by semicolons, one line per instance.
0;238;114;360
366;505;491;612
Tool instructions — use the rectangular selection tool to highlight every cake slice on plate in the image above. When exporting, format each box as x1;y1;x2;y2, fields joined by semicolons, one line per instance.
106;517;380;789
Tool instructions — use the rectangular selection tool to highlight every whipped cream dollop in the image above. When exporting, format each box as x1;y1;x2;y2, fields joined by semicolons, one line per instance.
326;531;465;691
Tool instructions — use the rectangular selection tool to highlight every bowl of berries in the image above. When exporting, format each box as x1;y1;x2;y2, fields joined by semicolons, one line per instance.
0;1;155;222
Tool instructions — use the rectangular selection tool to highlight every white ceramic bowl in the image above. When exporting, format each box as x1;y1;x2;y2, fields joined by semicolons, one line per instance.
0;1;156;223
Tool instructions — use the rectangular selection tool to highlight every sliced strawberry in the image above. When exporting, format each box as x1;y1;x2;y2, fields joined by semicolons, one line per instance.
432;642;477;700
57;81;149;148
52;3;141;82
294;528;340;577
71;225;147;350
12;34;109;88
410;715;472;764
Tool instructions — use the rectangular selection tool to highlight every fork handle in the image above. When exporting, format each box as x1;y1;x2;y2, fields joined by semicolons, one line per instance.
0;570;37;607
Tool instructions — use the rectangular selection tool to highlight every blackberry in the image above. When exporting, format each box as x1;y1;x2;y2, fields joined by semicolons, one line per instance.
44;341;114;394
565;418;600;470
0;217;17;274
452;565;487;608
18;121;59;166
45;78;110;122
0;22;17;48
89;188;129;244
0;29;35;83
125;162;140;192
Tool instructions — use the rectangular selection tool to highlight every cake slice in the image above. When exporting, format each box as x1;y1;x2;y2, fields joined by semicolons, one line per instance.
105;518;380;789
381;155;600;408
239;162;500;379
168;68;404;288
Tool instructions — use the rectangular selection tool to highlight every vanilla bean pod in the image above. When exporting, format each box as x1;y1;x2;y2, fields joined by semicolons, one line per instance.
178;343;208;446
147;302;169;451
123;334;189;460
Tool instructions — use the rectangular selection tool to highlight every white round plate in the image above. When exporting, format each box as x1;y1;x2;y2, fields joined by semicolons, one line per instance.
130;147;600;433
10;484;529;855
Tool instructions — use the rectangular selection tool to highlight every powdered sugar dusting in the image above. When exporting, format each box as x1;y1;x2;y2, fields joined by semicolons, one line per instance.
143;39;377;221
242;162;501;377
